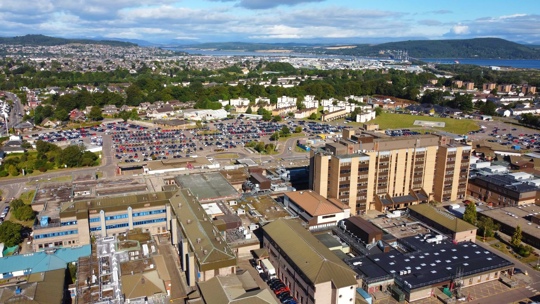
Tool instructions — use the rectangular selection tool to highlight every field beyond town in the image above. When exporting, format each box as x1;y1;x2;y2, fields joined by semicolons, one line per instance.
371;113;480;135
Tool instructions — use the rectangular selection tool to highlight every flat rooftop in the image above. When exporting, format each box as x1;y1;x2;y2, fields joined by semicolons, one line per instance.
480;204;540;238
347;237;513;291
370;216;431;239
175;172;240;203
33;182;73;220
472;174;539;193
146;157;212;171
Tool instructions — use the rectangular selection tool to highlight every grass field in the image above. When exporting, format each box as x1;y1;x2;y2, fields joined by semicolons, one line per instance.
370;113;480;134
19;190;36;205
214;153;240;159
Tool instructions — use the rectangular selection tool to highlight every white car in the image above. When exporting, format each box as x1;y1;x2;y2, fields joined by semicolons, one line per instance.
255;266;264;274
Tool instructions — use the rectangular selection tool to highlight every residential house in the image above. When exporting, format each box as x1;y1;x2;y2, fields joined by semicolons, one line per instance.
14;121;34;133
102;105;119;115
69;109;86;121
41;118;58;128
147;105;175;119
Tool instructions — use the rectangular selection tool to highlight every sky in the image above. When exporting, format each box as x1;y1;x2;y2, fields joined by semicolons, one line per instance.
1;0;540;44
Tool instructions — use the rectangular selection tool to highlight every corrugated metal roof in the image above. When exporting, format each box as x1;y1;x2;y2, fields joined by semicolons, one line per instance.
0;245;90;274
263;219;357;288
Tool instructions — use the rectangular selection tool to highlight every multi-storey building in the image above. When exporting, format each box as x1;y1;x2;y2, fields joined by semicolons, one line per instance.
262;219;358;304
433;144;471;202
32;188;236;287
310;129;471;214
483;83;497;91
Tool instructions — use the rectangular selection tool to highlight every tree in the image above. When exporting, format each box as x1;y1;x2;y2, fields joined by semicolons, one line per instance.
463;203;477;225
511;225;522;247
374;107;383;116
480;100;497;116
308;113;318;120
270;132;280;141
13;204;35;221
294;126;303;133
477;216;499;239
0;221;23;247
118;110;131;122
88;106;103;121
280;125;291;136
59;145;84;167
245;106;253;114
54;108;69;121
272;115;282;122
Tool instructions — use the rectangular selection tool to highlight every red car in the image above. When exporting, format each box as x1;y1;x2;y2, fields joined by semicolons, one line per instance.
274;287;290;295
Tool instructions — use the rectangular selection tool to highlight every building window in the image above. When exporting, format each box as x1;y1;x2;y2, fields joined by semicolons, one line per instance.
34;229;78;239
133;209;166;217
133;218;166;226
105;214;128;221
106;223;129;230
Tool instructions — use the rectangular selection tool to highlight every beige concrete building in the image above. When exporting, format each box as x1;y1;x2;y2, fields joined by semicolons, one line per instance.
283;190;351;230
262;219;358;304
433;144;471;202
407;204;477;243
483;83;497;91
310;129;471;215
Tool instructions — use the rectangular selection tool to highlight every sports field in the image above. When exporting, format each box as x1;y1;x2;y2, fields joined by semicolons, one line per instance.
371;113;480;134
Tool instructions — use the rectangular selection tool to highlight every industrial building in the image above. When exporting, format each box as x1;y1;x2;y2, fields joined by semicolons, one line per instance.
309;129;471;215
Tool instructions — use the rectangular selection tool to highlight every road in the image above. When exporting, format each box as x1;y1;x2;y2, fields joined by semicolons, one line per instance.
4;91;23;131
0;132;115;212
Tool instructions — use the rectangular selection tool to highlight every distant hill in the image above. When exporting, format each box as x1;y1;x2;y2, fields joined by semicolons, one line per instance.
0;34;137;47
319;38;540;59
179;38;540;60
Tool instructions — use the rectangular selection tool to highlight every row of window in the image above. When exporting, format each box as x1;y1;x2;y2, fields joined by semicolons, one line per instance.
89;218;167;232
34;230;78;239
61;221;77;226
133;209;166;217
88;209;167;223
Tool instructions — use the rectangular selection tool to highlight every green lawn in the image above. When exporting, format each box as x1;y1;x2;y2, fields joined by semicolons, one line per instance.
19;190;36;205
371;113;480;134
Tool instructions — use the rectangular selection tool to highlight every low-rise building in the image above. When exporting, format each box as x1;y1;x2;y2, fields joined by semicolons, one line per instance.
262;219;358;304
198;272;279;304
407;204;477;243
283;190;351;230
467;174;539;206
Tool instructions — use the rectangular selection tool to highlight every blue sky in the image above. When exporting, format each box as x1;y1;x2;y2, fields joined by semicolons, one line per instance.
0;0;539;44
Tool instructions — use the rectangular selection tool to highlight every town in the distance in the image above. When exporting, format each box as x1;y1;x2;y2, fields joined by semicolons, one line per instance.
1;37;540;304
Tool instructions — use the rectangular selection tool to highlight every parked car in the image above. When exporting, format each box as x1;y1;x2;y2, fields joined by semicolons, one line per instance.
255;265;264;274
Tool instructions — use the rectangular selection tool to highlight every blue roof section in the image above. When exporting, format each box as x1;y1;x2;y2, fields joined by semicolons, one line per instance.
0;245;90;274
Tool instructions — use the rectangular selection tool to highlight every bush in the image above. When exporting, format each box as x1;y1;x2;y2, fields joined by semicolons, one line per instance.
0;171;8;177
516;244;533;257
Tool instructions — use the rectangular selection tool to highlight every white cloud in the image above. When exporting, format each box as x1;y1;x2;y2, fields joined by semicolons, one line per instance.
451;24;469;35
